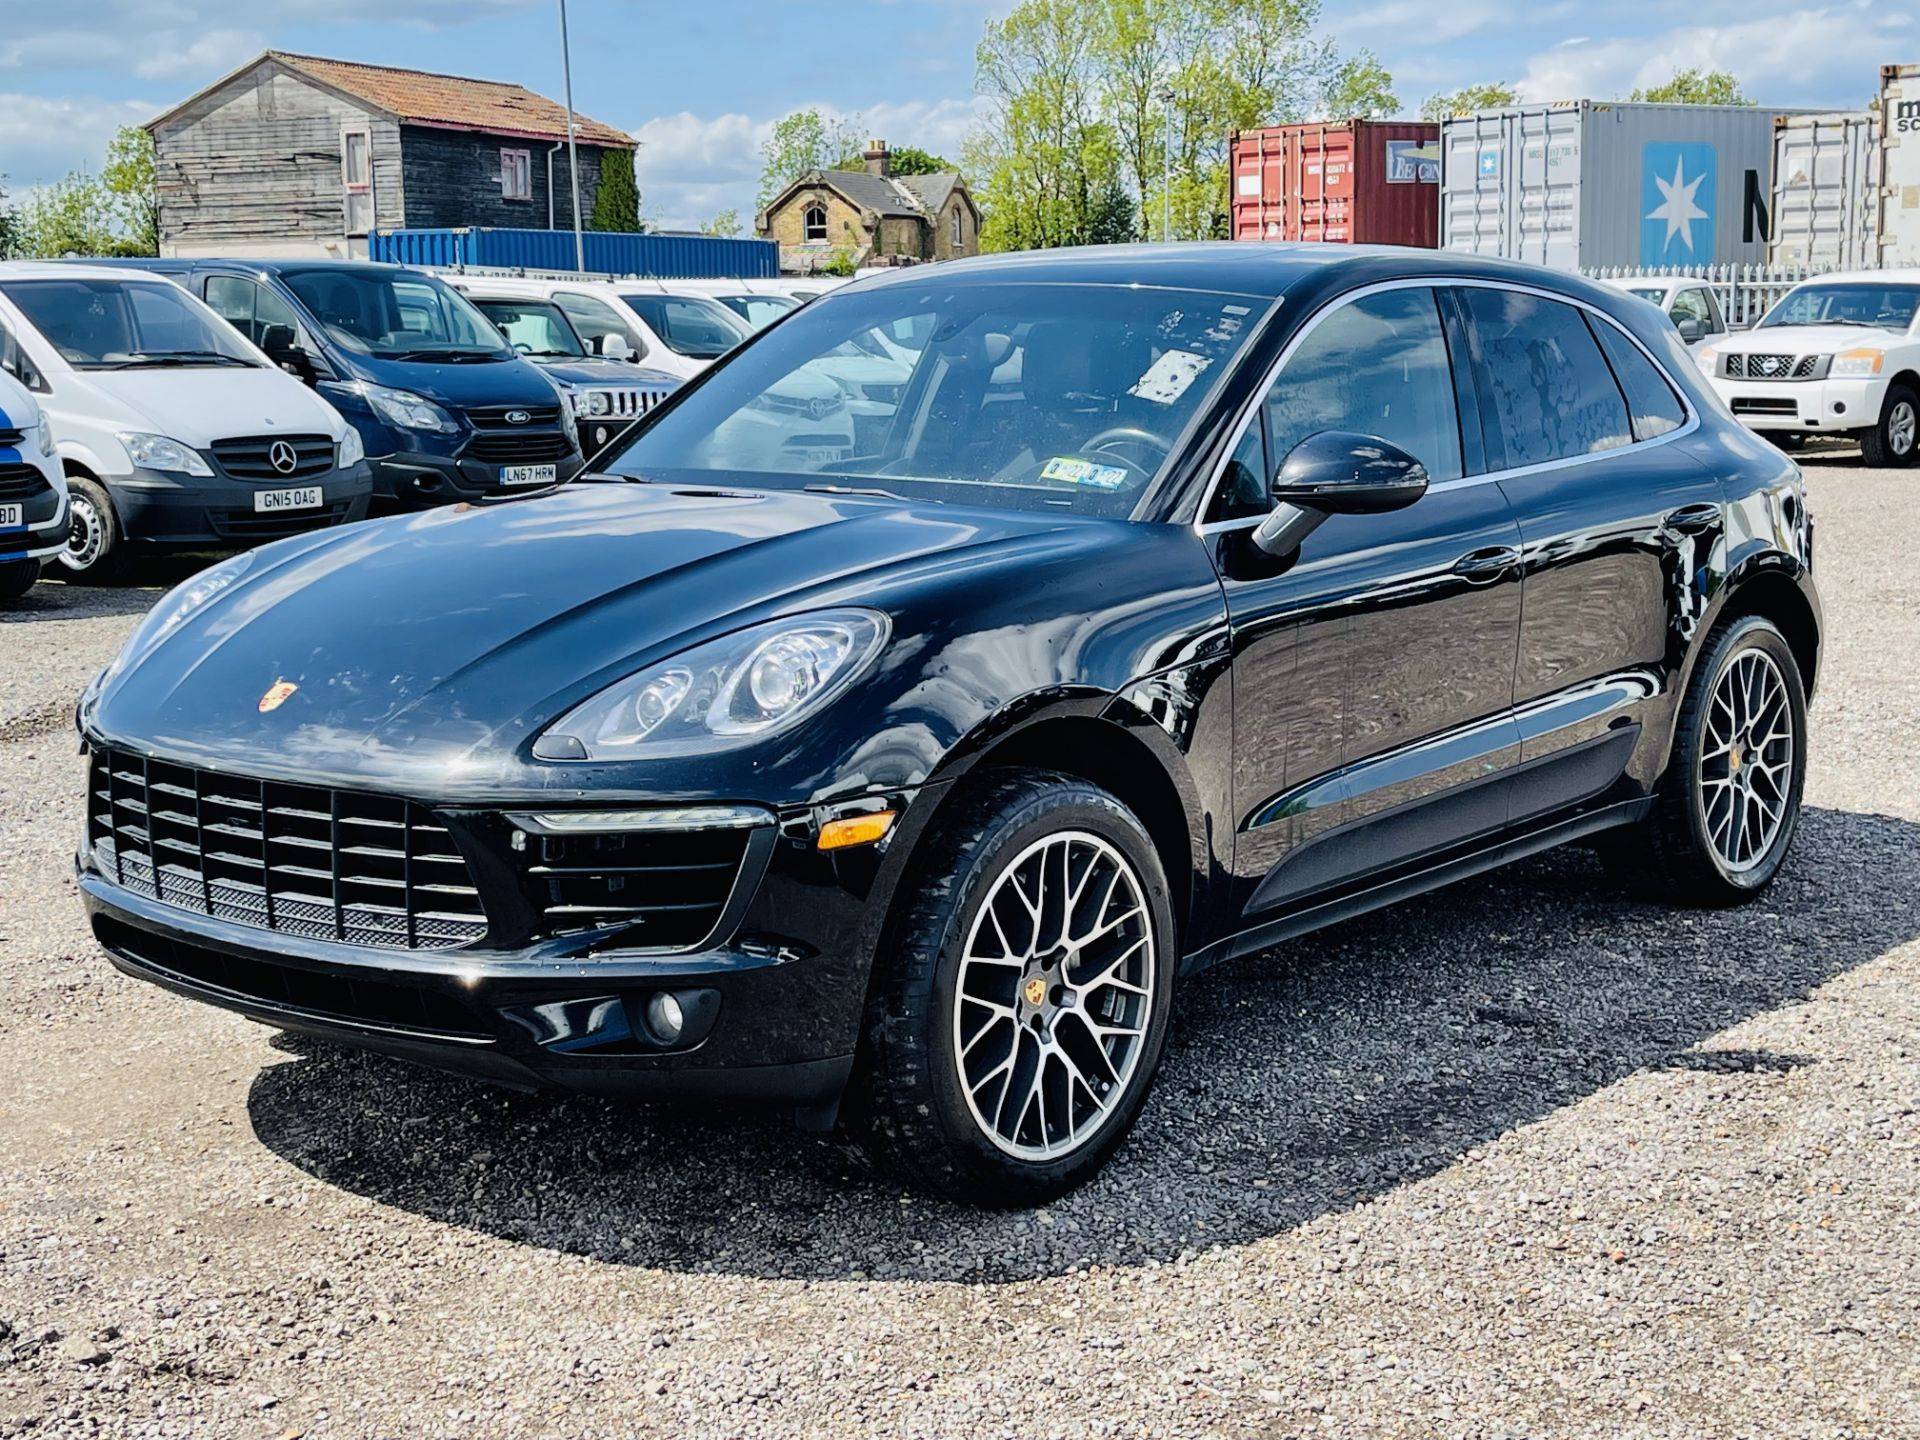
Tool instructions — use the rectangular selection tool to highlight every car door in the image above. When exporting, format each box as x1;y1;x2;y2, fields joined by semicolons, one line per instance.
1207;284;1527;919
1458;283;1721;823
1668;286;1723;348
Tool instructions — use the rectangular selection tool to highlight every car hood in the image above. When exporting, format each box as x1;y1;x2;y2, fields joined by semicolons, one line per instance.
1718;324;1909;353
66;367;346;444
533;357;679;390
335;353;563;411
88;482;1102;791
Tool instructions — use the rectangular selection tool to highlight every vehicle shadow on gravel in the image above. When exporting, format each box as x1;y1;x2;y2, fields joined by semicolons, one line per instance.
246;804;1920;1283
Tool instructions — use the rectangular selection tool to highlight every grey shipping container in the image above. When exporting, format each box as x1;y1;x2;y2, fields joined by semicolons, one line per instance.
1441;100;1810;271
1878;64;1920;266
1769;112;1879;269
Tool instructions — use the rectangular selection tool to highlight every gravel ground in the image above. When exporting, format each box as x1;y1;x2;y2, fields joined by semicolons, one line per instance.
1;455;1916;1439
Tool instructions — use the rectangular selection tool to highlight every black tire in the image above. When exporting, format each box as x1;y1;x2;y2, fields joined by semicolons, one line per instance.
853;768;1177;1205
57;474;125;584
1601;615;1807;905
1768;433;1806;453
1858;384;1918;468
0;558;40;599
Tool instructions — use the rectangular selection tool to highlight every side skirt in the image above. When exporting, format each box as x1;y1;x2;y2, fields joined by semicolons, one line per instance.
1182;796;1653;976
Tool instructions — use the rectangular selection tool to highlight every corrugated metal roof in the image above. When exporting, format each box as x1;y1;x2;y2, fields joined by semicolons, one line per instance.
257;51;632;147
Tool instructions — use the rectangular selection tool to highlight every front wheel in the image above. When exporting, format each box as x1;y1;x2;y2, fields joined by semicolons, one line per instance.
1859;384;1918;467
1602;615;1807;904
0;558;40;600
58;475;124;583
854;770;1176;1204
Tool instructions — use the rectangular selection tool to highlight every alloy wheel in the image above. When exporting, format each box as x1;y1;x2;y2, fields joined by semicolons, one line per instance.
1890;399;1917;457
62;493;103;572
1700;648;1794;872
952;830;1155;1160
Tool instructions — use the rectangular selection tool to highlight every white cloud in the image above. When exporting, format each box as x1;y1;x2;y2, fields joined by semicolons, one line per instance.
0;94;158;192
1513;4;1912;106
629;98;986;232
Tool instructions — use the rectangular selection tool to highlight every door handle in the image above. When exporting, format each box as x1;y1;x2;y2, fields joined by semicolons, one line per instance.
1664;502;1722;536
1452;545;1521;581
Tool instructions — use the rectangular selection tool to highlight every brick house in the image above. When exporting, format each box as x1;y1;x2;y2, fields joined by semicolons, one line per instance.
146;51;635;258
757;141;980;271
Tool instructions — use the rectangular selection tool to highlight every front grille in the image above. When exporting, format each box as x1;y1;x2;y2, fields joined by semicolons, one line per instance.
1732;398;1800;416
1792;355;1820;379
0;427;23;447
88;749;488;951
209;501;355;540
0;463;53;502
589;388;667;419
466;404;565;429
210;434;336;481
1727;353;1800;381
462;430;576;465
517;825;752;950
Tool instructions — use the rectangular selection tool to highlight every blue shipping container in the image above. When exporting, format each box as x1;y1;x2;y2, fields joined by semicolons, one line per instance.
369;228;780;279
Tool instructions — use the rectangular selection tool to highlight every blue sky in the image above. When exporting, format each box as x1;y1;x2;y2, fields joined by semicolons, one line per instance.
1;0;1909;229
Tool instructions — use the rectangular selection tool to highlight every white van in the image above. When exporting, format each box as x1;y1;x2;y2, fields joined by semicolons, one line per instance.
0;368;69;600
0;263;373;581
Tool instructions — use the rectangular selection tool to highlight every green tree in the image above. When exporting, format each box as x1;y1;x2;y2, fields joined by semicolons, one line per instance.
0;177;19;259
700;208;743;238
875;145;955;177
1322;49;1397;119
1630;67;1751;105
14;171;126;258
1419;82;1517;121
758;108;864;209
591;148;641;232
101;125;158;255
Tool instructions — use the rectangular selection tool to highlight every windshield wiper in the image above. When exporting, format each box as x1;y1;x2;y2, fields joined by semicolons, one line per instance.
94;350;256;368
804;483;908;501
522;349;584;358
389;348;506;363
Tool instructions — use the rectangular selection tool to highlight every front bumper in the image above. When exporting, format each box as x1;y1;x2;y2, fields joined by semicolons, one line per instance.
110;462;374;547
1709;375;1886;433
0;485;70;563
370;445;585;508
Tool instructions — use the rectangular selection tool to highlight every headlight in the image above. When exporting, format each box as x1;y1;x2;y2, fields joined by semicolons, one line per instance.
582;390;611;417
99;550;256;684
119;432;213;477
1831;349;1884;377
36;418;55;458
1696;346;1720;374
357;383;459;433
533;609;889;761
338;426;365;467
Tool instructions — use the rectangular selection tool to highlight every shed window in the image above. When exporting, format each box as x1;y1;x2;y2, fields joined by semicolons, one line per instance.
501;149;532;202
950;206;963;248
803;203;828;243
341;129;373;236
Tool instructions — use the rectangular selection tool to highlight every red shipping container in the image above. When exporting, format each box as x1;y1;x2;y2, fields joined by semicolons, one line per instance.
1229;121;1441;247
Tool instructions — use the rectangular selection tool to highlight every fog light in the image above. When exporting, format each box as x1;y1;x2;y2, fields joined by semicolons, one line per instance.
646;992;685;1043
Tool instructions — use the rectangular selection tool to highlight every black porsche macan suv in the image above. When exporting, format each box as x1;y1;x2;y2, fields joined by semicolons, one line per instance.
79;245;1820;1203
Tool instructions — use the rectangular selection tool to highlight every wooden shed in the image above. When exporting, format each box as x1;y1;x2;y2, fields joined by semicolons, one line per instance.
146;51;635;259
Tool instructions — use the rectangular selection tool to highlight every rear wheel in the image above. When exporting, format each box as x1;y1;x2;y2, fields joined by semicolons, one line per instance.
1768;432;1807;453
0;558;40;599
1859;384;1918;467
854;769;1176;1204
1602;615;1806;904
58;475;124;583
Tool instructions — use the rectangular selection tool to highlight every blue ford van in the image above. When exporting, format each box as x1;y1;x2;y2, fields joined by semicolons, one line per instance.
113;260;584;509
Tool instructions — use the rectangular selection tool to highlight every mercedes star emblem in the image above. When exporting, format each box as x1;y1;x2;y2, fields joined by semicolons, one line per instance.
268;440;299;474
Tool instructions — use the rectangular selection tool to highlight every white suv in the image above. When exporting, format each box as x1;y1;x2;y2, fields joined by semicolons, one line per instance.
1700;270;1920;465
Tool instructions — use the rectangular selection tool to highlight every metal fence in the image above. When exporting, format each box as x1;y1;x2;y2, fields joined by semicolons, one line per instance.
1581;263;1839;330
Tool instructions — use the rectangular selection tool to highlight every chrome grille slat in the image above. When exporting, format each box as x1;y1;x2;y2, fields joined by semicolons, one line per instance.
88;749;486;952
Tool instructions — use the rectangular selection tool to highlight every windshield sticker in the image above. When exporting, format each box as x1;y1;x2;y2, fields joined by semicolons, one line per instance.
1042;457;1130;491
1129;349;1212;405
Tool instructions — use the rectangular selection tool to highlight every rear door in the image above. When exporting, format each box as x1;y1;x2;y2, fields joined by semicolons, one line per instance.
1459;283;1721;822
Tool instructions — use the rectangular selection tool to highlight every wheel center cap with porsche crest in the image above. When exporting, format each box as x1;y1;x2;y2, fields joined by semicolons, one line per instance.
1023;976;1048;1008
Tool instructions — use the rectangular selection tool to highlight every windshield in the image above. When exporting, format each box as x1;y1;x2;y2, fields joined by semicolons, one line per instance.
604;279;1266;517
0;278;260;369
472;298;588;357
1761;283;1920;331
620;293;750;358
281;268;511;360
711;293;800;332
1625;287;1668;305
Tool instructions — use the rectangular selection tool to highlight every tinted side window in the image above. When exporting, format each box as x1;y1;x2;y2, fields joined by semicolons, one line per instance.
1590;319;1686;442
1462;289;1630;468
1228;287;1461;520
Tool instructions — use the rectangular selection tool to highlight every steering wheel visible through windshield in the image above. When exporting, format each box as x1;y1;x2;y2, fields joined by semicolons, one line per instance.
604;279;1268;517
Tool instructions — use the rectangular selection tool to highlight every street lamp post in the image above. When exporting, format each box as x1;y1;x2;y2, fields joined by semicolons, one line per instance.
558;0;585;271
1159;89;1175;243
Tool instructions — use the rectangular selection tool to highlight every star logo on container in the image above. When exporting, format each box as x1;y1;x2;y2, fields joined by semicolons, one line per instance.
1641;142;1716;265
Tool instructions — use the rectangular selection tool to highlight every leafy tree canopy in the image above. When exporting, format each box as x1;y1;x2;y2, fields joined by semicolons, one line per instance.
1419;82;1518;121
1630;67;1751;105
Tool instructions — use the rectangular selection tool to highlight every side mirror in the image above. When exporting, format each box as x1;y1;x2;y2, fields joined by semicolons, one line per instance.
259;323;315;383
599;333;633;361
1253;431;1430;558
1674;315;1706;343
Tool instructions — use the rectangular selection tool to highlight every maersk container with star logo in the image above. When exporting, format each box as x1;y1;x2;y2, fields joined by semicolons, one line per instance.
1439;100;1824;272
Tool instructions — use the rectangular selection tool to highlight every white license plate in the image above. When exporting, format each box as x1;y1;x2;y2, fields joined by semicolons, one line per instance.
500;464;558;486
0;503;24;531
253;486;323;513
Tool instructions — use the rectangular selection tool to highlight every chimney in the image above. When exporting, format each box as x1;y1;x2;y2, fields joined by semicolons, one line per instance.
863;139;891;178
